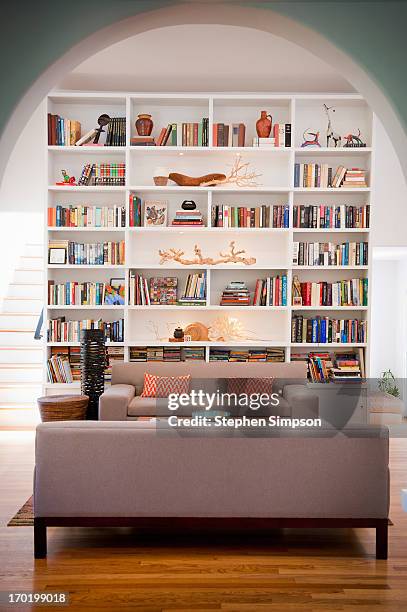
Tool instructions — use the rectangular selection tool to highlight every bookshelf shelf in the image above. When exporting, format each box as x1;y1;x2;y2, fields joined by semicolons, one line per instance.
44;91;373;391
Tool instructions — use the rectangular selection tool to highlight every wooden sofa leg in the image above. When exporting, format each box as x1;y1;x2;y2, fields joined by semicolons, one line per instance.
34;518;47;559
376;521;388;560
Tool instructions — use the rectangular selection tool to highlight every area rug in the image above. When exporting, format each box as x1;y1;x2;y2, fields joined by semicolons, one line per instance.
7;496;394;528
8;496;33;526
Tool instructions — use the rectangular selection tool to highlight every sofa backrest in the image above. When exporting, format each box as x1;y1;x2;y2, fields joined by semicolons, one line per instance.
111;361;308;388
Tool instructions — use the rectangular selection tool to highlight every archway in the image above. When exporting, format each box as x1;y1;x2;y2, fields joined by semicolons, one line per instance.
0;2;406;182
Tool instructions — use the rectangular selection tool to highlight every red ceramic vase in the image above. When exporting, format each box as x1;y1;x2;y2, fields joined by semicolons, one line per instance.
256;111;272;138
135;114;153;136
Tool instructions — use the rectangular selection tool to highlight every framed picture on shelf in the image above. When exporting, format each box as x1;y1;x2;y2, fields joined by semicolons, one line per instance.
48;248;67;265
104;284;125;305
144;200;168;227
110;277;125;290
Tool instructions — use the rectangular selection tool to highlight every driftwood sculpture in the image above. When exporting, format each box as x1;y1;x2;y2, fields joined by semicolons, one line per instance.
158;241;257;266
169;155;261;187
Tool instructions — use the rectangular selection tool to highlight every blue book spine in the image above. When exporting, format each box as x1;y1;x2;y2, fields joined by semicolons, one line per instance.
321;318;327;343
294;163;300;188
284;205;289;228
281;275;287;305
312;318;318;343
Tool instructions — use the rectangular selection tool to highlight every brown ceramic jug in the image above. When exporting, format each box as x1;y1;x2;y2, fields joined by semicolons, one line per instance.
135;114;153;136
256;111;272;138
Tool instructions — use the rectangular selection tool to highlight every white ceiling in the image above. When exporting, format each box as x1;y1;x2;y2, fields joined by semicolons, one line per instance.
59;24;353;93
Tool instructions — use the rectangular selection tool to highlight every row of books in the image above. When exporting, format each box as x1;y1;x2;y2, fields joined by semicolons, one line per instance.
252;124;291;148
47;346;122;384
152;119;209;147
104;117;126;146
78;163;126;186
46;353;74;383
211;204;289;228
253;276;288;306
291;316;367;344
172;209;204;226
294;164;367;189
293;205;370;229
213;123;246;147
294;278;368;307
129;273;206;305
48;281;124;306
49;240;125;265
209;348;285;363
292;241;368;267
48;114;81;146
129;346;206;362
48;205;126;228
47;318;124;343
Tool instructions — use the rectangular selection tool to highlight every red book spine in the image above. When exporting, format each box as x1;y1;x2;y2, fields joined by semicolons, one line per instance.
129;195;134;227
212;123;218;147
194;123;198;146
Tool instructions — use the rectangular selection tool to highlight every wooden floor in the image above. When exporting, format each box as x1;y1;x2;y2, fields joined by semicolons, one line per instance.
1;431;407;611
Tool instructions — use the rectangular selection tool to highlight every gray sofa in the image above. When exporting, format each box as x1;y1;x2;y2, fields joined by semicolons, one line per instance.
33;420;389;559
99;361;318;420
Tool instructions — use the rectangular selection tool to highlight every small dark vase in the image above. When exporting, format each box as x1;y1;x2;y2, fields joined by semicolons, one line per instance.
135;114;153;136
181;200;196;211
256;111;272;138
173;327;184;340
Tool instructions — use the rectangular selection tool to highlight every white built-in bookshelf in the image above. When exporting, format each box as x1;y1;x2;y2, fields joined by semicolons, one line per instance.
44;92;373;392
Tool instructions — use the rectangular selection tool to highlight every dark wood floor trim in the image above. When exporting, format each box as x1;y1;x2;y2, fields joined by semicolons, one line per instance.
34;516;389;560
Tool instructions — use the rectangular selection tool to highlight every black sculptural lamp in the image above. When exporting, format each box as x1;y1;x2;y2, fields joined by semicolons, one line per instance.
80;329;106;419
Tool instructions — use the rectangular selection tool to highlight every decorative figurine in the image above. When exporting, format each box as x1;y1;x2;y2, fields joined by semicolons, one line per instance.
323;104;341;148
173;327;185;340
301;129;321;148
169;155;261;187
343;129;366;148
56;169;76;185
135;113;153;136
159;241;256;266
292;275;303;306
181;200;196;210
256;111;272;138
93;114;111;144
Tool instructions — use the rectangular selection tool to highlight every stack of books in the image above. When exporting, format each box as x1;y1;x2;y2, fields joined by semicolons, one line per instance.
183;347;205;361
252;123;291;148
307;352;333;383
163;347;182;362
211;204;289;228
178;272;206;306
292;241;368;267
293;204;370;229
331;351;364;381
220;281;251;306
248;349;267;362
295;279;368;307
229;349;250;362
78;163;126;186
342;168;367;187
209;349;230;362
130;136;155;147
266;348;285;362
213;123;245;147
291;316;367;344
129;347;148;362
156;120;209;146
48;205;126;228
147;347;164;361
129;195;142;227
48;114;81;146
253;275;288;306
104;346;125;382
209;347;285;363
171;209;204;226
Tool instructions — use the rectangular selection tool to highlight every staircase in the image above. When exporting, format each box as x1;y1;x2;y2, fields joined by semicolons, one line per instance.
0;243;44;428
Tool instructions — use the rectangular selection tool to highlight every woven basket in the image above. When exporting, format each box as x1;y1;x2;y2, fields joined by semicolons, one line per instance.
37;395;89;422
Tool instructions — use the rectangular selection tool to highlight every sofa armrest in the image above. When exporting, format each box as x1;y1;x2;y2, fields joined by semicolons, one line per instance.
282;384;319;419
99;384;135;420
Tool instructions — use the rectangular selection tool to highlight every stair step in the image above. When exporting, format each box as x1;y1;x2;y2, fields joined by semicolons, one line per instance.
0;402;36;408
0;312;39;316
7;284;43;298
2;297;43;313
0;332;39;346
13;270;44;283
0;407;40;427
0;349;42;364
0;364;41;369
0;386;42;404
0;368;42;383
